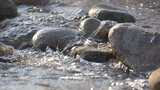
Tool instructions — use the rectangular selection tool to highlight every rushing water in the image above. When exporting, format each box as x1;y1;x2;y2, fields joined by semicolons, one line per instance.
1;0;160;90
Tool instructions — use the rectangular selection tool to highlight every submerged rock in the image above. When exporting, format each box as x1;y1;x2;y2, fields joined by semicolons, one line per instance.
0;42;14;56
13;0;49;6
108;23;160;72
149;68;160;90
32;28;80;51
0;0;18;21
88;4;136;23
71;44;115;63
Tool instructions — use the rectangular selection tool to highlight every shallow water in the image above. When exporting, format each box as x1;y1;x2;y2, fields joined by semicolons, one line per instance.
1;0;160;90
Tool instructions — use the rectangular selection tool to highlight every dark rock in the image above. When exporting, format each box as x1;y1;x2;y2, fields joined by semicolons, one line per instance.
108;23;160;72
70;44;115;63
13;0;49;6
149;68;160;90
0;0;18;21
32;28;80;51
0;29;37;49
88;4;136;23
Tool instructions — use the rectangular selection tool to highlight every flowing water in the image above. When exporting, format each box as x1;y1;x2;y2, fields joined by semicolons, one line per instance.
1;0;160;90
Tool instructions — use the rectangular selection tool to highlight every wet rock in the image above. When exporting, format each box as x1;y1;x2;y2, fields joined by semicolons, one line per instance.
93;20;117;42
0;0;18;21
149;68;160;90
71;44;115;63
80;17;117;42
79;17;101;37
108;23;160;72
0;29;37;49
13;0;49;6
88;4;136;23
0;42;14;56
32;28;80;51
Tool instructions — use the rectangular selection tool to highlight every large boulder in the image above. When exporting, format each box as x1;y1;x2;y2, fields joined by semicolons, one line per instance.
149;68;160;90
13;0;49;6
0;0;18;21
32;28;80;51
88;4;136;23
108;23;160;72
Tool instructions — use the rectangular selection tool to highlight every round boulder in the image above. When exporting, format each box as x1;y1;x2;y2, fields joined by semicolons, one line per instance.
32;28;80;51
79;17;117;42
0;0;18;21
79;17;101;37
88;4;136;23
149;68;160;90
109;23;160;72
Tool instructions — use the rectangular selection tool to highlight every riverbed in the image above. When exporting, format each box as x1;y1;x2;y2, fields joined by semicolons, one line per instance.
0;0;160;90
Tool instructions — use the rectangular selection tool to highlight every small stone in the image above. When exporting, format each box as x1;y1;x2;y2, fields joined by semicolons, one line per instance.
108;23;160;72
88;4;136;23
0;42;14;56
149;68;160;90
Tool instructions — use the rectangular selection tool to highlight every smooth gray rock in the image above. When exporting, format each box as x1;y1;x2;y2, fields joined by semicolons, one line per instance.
0;0;18;21
80;17;117;42
32;28;80;51
79;17;101;37
108;23;160;72
88;4;136;23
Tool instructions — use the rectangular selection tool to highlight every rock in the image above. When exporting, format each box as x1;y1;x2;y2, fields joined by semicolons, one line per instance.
149;68;160;90
32;28;80;51
108;23;160;72
93;20;117;42
70;44;115;63
79;17;117;42
0;0;18;21
79;17;101;37
13;0;49;6
88;4;136;23
0;42;14;56
0;29;37;49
